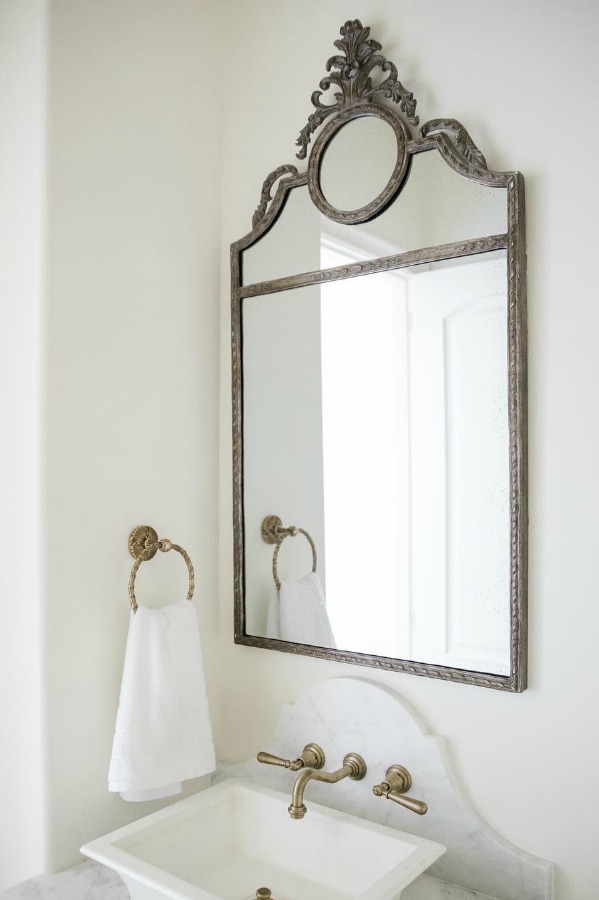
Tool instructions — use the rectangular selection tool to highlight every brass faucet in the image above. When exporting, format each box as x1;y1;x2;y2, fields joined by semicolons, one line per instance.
288;752;367;819
372;764;428;815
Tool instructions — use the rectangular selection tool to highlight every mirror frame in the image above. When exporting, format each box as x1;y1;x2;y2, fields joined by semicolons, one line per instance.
231;20;527;691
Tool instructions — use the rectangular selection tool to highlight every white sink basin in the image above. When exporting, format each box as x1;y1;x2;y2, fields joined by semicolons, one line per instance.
81;780;445;900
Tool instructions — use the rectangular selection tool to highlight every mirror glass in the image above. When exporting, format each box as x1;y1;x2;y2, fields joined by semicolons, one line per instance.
242;149;508;287
242;251;510;674
319;116;398;210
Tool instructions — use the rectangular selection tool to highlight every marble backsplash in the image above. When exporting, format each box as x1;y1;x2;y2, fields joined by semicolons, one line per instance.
217;677;553;900
3;678;553;900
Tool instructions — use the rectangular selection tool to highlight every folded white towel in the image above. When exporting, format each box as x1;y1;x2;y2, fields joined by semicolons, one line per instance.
268;572;336;648
108;600;215;801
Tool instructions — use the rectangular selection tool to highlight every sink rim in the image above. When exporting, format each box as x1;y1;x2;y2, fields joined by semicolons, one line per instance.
81;779;446;900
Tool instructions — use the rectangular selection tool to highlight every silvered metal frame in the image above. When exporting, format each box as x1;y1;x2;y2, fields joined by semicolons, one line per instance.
231;20;527;692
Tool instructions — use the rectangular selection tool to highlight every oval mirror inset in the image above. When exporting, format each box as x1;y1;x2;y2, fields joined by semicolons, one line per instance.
307;103;409;225
320;116;399;213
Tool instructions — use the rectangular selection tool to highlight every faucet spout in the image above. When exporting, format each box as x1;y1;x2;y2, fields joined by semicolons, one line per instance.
288;752;366;819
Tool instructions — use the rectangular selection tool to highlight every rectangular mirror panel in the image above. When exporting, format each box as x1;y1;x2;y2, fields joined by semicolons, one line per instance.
242;251;510;675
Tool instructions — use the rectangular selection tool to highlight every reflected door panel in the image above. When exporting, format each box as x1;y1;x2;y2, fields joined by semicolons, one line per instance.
408;255;509;673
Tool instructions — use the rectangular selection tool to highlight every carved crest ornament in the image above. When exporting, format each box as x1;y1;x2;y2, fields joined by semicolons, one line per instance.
295;19;419;160
253;19;492;228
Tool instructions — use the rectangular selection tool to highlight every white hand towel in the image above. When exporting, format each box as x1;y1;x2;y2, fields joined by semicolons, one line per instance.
108;600;215;801
278;572;336;648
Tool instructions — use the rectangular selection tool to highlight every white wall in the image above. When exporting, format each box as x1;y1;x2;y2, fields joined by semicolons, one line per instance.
218;2;599;899
0;0;230;887
0;0;46;888
7;0;222;882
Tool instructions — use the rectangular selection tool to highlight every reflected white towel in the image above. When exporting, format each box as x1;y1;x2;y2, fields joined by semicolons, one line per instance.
108;601;215;801
269;572;336;648
266;585;281;639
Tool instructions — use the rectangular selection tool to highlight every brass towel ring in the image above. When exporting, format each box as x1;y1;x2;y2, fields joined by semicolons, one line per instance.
127;525;194;613
261;515;317;590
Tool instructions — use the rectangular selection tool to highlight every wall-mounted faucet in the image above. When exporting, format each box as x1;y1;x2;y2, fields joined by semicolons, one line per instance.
372;764;428;815
288;752;367;820
257;742;325;772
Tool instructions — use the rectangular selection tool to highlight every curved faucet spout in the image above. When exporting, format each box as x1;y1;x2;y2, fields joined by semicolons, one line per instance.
288;752;366;819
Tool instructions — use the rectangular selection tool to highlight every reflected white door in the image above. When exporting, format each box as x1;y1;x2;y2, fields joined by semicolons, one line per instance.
408;255;510;673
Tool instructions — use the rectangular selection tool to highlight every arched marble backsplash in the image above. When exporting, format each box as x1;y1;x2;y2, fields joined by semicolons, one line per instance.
217;677;553;900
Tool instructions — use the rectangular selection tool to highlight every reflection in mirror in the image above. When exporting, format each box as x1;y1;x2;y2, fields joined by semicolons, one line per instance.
242;282;326;638
242;150;508;288
319;116;399;211
242;185;320;287
243;251;510;675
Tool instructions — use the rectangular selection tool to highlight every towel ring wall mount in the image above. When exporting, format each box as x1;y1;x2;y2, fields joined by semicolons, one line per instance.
128;525;194;613
261;515;317;590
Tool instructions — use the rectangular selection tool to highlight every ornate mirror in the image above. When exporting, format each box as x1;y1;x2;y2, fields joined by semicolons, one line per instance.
231;20;527;691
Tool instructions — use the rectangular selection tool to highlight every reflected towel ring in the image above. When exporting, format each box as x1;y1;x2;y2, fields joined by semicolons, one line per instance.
261;515;317;590
272;528;317;590
127;525;194;613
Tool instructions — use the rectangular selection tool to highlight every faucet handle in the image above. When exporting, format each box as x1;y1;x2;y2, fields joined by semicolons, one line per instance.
372;764;428;816
257;742;325;772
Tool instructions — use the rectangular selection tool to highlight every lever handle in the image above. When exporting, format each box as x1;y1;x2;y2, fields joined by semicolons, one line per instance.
257;751;299;770
372;764;428;816
385;789;428;815
257;743;325;772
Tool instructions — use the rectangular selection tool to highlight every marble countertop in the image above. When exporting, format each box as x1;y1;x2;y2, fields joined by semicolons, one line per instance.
1;862;502;900
0;862;128;900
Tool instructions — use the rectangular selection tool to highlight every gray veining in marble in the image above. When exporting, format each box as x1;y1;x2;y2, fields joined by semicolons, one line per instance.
217;676;553;900
0;861;129;900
